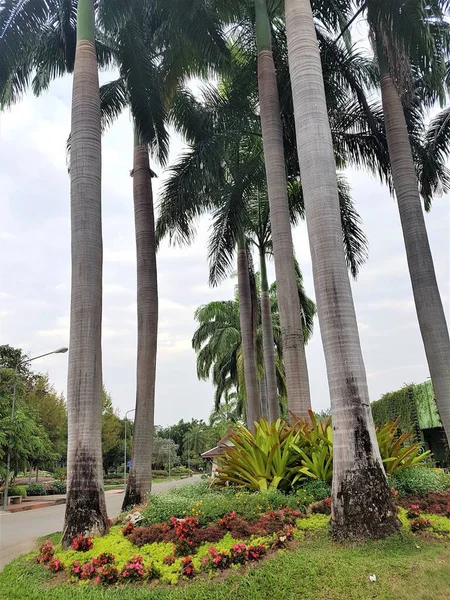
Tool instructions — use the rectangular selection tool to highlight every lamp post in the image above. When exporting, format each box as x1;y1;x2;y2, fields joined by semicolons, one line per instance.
2;347;68;513
124;409;135;491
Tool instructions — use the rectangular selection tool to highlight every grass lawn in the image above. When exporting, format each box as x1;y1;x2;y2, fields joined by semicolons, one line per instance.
104;477;185;491
2;528;450;600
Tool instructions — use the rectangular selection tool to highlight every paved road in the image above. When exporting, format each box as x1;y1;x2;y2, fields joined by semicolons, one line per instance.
0;475;200;571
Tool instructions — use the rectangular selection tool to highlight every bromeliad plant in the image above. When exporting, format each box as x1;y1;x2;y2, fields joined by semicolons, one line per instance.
216;419;303;491
217;414;433;490
376;419;432;474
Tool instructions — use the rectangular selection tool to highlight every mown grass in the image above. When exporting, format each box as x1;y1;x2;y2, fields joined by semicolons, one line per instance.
3;528;450;600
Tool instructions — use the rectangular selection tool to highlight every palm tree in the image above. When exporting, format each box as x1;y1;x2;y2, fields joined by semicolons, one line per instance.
253;0;310;419
183;424;209;456
283;0;400;539
361;0;450;443
63;0;107;546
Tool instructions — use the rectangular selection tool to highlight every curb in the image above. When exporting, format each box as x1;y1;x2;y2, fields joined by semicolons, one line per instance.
8;498;66;513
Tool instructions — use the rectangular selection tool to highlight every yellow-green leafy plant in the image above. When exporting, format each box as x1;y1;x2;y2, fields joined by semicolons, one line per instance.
290;411;333;483
216;419;303;491
376;418;432;474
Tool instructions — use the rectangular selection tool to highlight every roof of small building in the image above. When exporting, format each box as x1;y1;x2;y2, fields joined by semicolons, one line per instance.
201;428;235;459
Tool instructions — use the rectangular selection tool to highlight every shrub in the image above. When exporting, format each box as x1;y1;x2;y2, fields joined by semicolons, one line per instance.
71;534;93;552
201;546;231;570
26;483;46;496
396;491;450;516
48;481;66;494
71;561;96;580
245;543;266;561
163;554;176;566
95;564;119;585
310;498;332;515
47;558;65;573
406;505;421;519
129;523;169;546
52;467;67;480
37;540;55;564
410;517;433;532
152;470;168;478
389;467;450;496
216;419;303;491
7;485;26;498
92;553;115;567
295;480;331;504
120;555;145;581
121;522;135;537
181;556;195;578
376;419;432;474
147;563;161;580
229;543;247;565
272;525;294;549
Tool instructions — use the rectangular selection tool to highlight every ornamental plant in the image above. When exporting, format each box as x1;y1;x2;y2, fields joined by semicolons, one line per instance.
147;563;161;581
47;558;65;573
376;419;432;474
272;525;294;549
410;517;433;532
163;555;176;566
120;555;145;581
310;497;332;515
37;540;55;564
95;564;119;585
181;556;195;578
121;522;135;537
92;553;115;567
406;505;421;519
202;546;231;570
245;543;266;561
229;543;247;565
169;516;200;555
71;534;93;552
71;560;96;580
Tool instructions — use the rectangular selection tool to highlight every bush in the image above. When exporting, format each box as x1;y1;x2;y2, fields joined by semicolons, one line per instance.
52;467;67;481
7;485;26;498
26;483;46;496
389;467;450;496
410;517;433;532
47;481;66;494
310;498;332;515
152;470;168;478
396;490;450;516
295;480;331;505
71;534;94;552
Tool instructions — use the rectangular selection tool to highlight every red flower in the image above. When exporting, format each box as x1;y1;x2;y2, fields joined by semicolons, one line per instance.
47;558;65;573
121;522;135;537
181;556;195;578
71;534;93;552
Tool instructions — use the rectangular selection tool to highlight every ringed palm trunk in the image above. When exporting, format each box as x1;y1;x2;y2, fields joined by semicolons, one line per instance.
259;246;279;421
123;130;158;509
376;40;450;444
284;0;399;540
255;0;311;419
62;0;108;547
237;235;260;431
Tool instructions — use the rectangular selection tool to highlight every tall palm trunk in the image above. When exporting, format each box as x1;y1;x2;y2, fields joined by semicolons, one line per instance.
376;41;450;444
259;247;279;421
123;131;159;509
284;0;399;540
237;235;260;431
62;0;108;547
255;0;311;419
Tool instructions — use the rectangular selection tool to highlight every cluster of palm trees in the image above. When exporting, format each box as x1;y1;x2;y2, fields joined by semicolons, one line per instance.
1;0;449;544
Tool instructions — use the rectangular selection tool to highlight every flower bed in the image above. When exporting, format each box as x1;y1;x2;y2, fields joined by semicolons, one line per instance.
34;482;450;589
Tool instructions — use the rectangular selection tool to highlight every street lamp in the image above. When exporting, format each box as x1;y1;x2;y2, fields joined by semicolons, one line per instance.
2;347;68;513
124;409;135;491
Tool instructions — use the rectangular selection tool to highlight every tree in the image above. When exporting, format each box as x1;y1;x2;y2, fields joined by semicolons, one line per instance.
62;0;108;546
101;389;123;474
361;0;450;444
283;0;399;539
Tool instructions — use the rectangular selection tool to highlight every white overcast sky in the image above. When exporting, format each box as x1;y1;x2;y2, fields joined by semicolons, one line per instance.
0;67;449;425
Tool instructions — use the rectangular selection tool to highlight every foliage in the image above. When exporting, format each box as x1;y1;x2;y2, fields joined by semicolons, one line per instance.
180;556;195;578
216;419;303;491
95;564;119;585
120;555;145;581
47;481;66;494
371;381;439;440
26;483;46;496
396;491;450;516
410;518;433;532
37;541;55;565
71;535;93;552
295;480;331;504
47;559;65;573
389;467;450;496
217;415;437;491
310;498;332;515
376;418;432;474
7;484;26;497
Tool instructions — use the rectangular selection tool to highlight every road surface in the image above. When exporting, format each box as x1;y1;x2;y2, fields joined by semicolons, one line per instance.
0;475;200;571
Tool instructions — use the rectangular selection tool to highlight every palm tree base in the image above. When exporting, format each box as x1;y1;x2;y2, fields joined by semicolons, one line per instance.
330;462;400;541
122;472;146;511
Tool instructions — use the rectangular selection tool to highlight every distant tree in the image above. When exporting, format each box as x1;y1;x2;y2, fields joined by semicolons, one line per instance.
101;388;123;474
